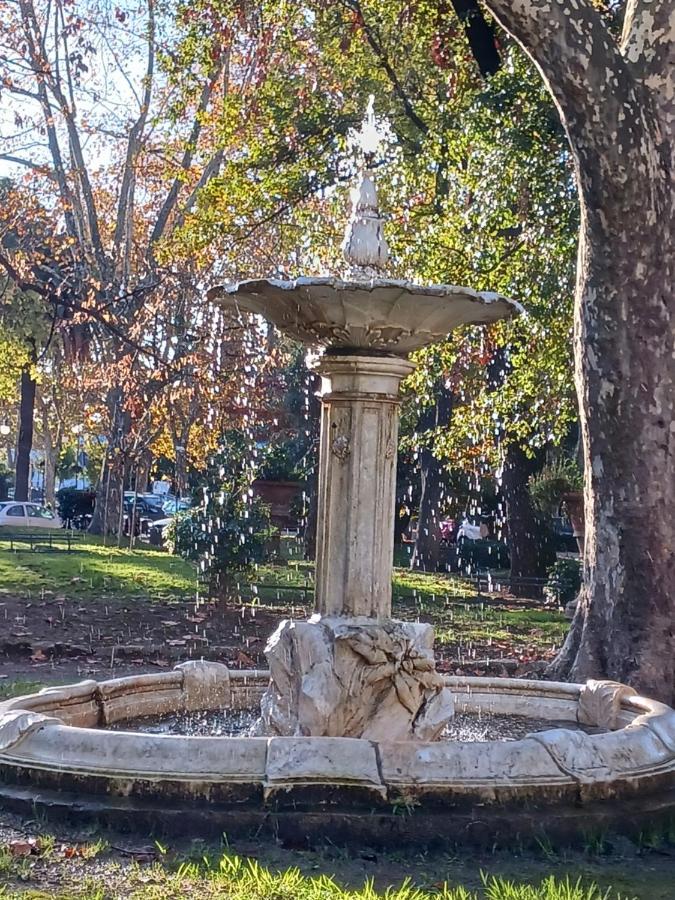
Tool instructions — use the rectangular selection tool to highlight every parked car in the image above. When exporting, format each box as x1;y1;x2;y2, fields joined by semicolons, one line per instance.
161;498;191;516
147;501;193;547
123;493;167;519
0;501;63;529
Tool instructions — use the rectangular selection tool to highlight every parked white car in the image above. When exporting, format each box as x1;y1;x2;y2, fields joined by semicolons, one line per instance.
456;518;489;541
0;501;62;529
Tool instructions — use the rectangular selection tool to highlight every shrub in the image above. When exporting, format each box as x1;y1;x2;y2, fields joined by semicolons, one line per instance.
56;488;96;527
257;440;305;481
544;557;582;605
529;459;583;515
0;463;12;501
166;435;276;592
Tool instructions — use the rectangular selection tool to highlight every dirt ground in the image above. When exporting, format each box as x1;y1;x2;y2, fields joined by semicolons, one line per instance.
0;591;283;685
0;588;553;688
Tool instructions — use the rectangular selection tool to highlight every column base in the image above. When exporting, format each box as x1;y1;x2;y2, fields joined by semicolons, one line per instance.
257;616;454;741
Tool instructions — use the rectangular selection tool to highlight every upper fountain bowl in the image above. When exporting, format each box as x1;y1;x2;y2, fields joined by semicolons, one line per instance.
208;276;521;357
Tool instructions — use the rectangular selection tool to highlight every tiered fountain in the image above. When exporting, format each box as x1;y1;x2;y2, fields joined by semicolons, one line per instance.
208;152;518;744
0;117;674;845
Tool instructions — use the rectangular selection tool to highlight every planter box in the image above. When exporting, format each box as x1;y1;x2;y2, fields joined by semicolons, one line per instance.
252;480;304;528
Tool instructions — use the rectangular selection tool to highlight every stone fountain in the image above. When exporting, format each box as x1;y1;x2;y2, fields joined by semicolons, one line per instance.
1;120;674;847
208;161;519;743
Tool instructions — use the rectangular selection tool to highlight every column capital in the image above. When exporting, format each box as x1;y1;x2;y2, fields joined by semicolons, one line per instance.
314;354;415;397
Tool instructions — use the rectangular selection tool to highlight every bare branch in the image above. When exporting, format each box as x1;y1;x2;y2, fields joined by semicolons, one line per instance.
340;0;429;136
114;0;156;279
17;0;82;242
150;56;226;248
0;154;54;176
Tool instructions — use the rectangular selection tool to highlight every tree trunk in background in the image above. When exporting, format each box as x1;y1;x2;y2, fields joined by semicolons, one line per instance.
482;0;675;701
38;396;61;509
89;389;129;536
501;444;555;597
43;448;58;508
14;363;36;501
412;389;454;571
135;449;152;495
411;451;447;571
172;434;189;498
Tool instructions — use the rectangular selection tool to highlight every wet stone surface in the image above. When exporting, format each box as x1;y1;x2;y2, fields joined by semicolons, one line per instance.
109;709;602;741
110;708;258;736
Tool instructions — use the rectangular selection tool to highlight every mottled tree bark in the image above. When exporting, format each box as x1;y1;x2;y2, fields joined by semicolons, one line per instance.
481;0;675;701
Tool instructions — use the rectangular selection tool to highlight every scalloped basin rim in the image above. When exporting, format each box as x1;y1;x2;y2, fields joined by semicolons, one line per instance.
207;277;523;356
1;670;675;792
208;275;523;309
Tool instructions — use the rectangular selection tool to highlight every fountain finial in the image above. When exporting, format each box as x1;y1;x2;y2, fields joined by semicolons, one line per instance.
342;96;390;276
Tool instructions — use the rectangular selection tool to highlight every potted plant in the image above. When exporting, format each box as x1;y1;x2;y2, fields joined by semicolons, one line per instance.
253;441;306;529
529;459;584;552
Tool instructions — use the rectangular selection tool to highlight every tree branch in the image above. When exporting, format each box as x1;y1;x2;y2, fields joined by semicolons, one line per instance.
479;0;665;198
340;0;429;136
620;0;674;131
450;0;501;77
18;0;83;243
0;154;54;176
149;57;225;249
114;0;156;279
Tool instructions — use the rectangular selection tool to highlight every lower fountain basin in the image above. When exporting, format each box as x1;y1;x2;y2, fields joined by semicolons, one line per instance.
1;662;674;847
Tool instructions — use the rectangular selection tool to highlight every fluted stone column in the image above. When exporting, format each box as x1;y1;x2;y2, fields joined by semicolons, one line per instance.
258;352;454;741
313;354;414;619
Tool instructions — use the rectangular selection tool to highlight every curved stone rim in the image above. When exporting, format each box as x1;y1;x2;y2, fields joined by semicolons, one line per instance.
207;277;523;356
208;275;522;306
1;668;674;808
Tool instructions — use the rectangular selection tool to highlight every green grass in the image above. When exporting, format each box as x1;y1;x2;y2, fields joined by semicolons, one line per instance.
0;851;645;900
0;679;45;700
0;537;197;601
0;537;485;607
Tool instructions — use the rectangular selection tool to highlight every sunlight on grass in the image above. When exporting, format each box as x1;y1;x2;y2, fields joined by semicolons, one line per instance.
0;854;639;900
0;538;197;600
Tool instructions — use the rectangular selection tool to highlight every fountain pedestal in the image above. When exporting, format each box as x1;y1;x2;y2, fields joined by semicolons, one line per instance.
314;354;413;619
259;353;454;740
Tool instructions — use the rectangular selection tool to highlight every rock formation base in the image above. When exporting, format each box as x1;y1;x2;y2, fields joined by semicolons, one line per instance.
258;616;454;741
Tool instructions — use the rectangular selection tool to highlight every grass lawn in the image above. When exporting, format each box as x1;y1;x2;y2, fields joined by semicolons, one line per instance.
0;539;567;671
0;836;673;900
0;537;197;601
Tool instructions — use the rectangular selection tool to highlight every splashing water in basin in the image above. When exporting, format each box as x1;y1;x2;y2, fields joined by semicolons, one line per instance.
109;707;603;741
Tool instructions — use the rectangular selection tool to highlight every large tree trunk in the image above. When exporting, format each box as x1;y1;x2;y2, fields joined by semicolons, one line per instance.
14;363;36;502
548;190;674;697
482;0;675;701
501;444;555;597
412;389;453;571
